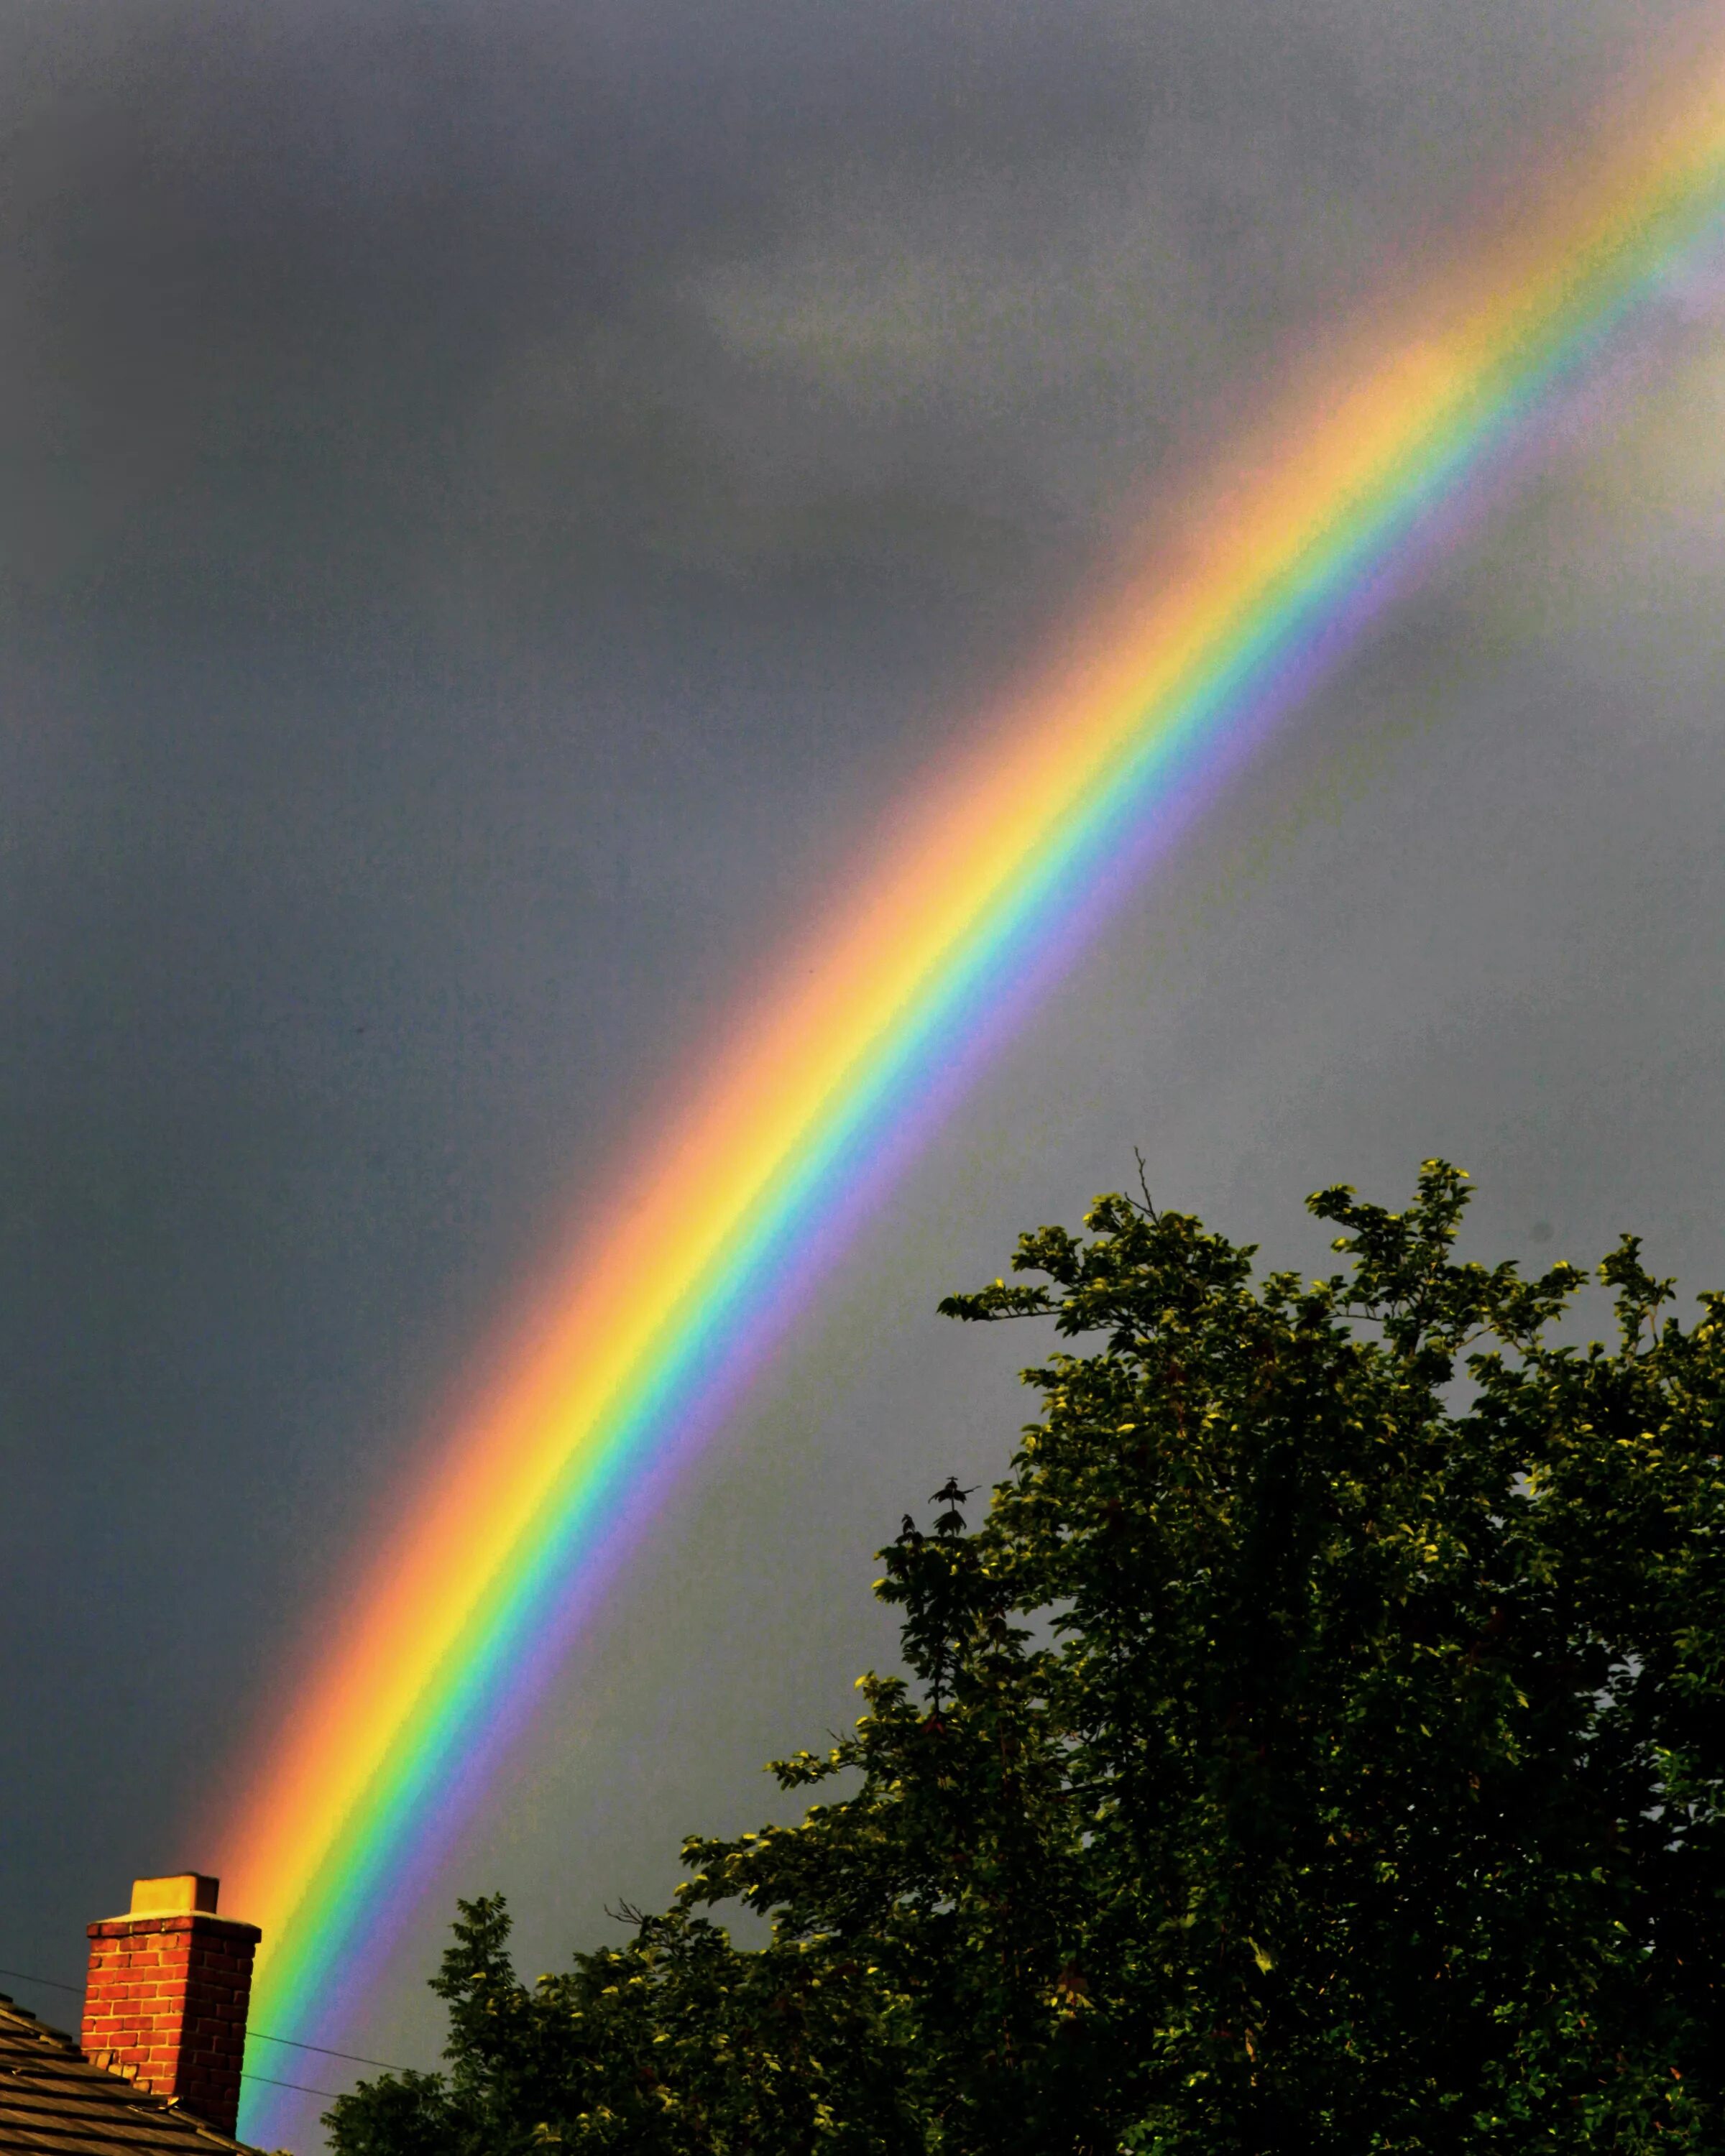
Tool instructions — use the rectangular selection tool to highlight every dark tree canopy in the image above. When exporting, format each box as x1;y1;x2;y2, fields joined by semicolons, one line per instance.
326;1164;1725;2155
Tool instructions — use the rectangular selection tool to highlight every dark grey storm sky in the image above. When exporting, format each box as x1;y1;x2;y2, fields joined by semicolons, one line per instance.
4;2;1724;2143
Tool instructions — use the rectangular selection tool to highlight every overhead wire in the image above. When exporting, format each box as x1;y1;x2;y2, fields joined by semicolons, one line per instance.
231;2070;342;2100
0;1964;415;2080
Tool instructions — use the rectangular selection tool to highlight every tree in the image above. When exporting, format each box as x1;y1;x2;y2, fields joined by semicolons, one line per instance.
327;1164;1725;2155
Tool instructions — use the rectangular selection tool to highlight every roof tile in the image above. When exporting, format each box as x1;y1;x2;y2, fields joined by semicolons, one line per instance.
0;1997;262;2155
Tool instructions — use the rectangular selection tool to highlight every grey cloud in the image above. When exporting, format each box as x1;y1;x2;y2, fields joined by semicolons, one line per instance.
4;0;1696;631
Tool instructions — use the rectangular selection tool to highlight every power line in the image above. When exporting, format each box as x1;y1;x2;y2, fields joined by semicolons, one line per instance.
0;1966;413;2073
239;2070;341;2101
0;1967;81;1996
247;2031;408;2072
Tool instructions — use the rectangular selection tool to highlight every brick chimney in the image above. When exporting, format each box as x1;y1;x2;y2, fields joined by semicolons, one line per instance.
83;1874;261;2140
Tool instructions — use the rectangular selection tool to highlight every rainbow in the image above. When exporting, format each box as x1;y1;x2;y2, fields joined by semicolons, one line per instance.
221;37;1725;2145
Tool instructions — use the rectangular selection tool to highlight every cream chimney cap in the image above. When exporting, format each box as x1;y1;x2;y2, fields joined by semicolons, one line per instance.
127;1874;219;1917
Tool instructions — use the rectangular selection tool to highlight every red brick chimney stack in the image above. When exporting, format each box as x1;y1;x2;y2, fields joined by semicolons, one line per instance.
82;1873;261;2140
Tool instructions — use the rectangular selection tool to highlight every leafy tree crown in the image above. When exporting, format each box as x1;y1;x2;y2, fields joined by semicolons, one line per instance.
328;1164;1725;2155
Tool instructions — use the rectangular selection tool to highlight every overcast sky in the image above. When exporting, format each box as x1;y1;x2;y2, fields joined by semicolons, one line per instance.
4;2;1724;2145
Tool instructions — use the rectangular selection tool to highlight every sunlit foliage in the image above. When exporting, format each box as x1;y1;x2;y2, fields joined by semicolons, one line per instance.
328;1164;1724;2154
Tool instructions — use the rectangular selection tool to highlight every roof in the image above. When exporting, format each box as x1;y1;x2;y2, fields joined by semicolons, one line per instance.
0;1995;258;2155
